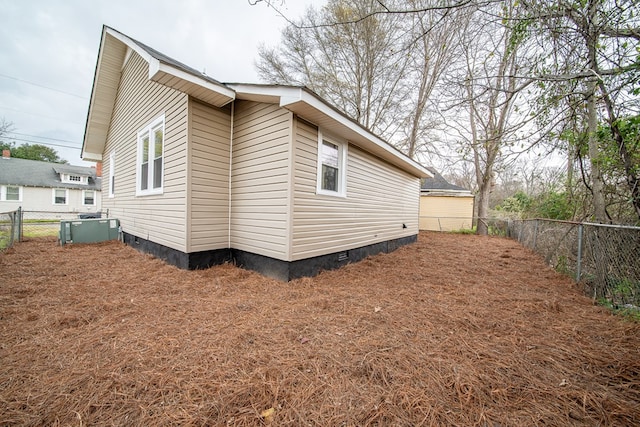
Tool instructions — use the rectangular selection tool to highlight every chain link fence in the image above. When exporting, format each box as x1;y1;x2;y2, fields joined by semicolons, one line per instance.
0;209;110;250
507;219;640;307
421;216;639;307
419;215;510;235
0;208;22;251
21;210;109;240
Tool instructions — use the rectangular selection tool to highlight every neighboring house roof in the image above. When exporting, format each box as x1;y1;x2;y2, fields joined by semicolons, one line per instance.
82;26;431;179
421;167;471;195
0;157;101;190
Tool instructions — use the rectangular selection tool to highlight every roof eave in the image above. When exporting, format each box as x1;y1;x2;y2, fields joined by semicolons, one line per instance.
229;84;431;179
82;26;236;162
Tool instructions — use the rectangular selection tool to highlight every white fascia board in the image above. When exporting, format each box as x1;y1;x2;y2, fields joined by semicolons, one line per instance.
422;190;473;195
82;151;103;162
229;84;300;103
105;27;235;105
228;84;431;178
291;90;431;178
105;27;154;64
150;62;236;102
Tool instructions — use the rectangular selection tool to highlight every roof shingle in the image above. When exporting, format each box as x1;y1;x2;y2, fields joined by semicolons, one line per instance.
0;158;101;190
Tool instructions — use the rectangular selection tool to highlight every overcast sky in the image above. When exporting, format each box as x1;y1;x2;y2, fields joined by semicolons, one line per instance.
0;0;323;166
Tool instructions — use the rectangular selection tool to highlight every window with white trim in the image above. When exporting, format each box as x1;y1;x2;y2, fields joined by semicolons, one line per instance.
316;131;347;197
137;115;164;195
83;190;95;206
6;186;20;201
109;151;115;197
53;189;68;205
61;174;88;184
1;185;21;201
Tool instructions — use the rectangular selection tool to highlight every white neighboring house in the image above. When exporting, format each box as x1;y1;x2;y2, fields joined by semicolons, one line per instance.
0;150;102;217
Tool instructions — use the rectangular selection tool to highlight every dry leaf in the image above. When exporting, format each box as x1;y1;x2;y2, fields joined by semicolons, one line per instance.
261;407;275;422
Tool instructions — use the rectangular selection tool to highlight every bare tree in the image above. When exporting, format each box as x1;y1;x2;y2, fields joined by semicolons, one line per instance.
522;0;640;222
252;0;640;225
0;117;13;140
391;1;465;159
257;0;408;135
443;1;535;234
256;0;466;160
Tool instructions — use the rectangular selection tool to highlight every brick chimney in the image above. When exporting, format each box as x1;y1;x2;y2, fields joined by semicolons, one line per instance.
95;162;102;177
2;149;10;159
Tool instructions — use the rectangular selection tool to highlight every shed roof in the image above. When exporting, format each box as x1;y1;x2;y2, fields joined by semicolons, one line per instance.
0;157;101;190
421;167;470;193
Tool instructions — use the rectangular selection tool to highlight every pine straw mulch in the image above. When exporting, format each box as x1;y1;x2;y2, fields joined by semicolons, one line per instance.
0;232;639;426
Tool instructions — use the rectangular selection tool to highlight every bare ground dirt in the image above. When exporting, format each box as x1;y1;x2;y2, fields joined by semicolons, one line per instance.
0;232;639;426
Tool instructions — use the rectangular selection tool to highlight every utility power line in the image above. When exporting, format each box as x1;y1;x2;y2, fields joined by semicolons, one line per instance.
0;72;88;99
0;106;85;125
5;131;81;145
3;136;81;151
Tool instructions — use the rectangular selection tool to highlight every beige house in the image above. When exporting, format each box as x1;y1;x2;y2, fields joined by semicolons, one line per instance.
82;26;430;280
419;167;474;231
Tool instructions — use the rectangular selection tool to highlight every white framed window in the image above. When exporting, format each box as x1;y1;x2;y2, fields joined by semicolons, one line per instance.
136;115;164;196
316;130;347;197
109;151;115;198
53;188;68;205
83;190;95;206
61;174;87;184
1;185;22;201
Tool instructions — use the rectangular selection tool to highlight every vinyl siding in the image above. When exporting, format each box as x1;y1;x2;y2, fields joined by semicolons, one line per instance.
0;187;101;213
230;101;292;260
419;194;474;231
292;118;420;260
101;51;189;252
187;99;231;252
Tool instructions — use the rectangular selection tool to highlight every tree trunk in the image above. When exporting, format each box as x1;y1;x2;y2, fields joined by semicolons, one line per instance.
476;176;492;235
585;0;608;222
597;80;640;221
586;78;608;222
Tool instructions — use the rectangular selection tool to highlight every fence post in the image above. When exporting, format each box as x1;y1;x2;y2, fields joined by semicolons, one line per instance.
576;224;583;282
18;206;23;242
532;219;538;250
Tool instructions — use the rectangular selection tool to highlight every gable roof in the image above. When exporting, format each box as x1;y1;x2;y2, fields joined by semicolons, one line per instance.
0;157;101;190
421;167;471;193
82;26;431;178
82;26;235;161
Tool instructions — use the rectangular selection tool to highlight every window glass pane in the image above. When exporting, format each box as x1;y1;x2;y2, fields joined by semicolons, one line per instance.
142;135;149;163
69;175;81;182
154;128;163;159
138;119;163;193
321;141;338;168
153;158;162;189
322;164;338;192
84;191;94;205
55;189;66;204
141;163;149;190
6;186;19;201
